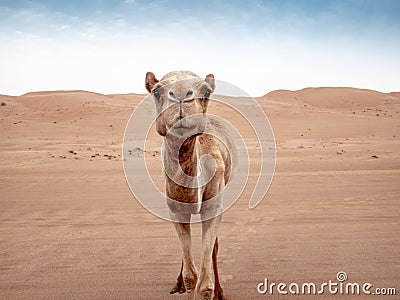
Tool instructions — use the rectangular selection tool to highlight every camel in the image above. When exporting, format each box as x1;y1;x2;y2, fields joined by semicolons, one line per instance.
145;71;235;300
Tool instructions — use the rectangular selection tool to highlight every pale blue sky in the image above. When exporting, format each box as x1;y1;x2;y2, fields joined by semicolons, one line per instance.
0;0;399;95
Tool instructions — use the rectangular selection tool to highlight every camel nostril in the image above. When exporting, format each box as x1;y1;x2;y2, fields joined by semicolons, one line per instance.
186;90;193;97
169;91;175;97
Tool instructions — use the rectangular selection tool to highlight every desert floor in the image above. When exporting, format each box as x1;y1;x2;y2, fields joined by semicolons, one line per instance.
1;88;399;299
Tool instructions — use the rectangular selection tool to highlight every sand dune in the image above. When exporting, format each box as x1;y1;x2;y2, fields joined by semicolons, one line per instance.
263;87;399;111
0;87;399;299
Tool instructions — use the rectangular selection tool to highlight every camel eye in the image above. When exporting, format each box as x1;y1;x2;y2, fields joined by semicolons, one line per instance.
204;90;211;99
153;89;160;100
186;90;193;97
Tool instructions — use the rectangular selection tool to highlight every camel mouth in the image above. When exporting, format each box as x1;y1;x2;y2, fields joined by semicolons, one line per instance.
168;120;199;137
171;124;191;136
176;122;186;129
167;115;207;138
174;119;191;130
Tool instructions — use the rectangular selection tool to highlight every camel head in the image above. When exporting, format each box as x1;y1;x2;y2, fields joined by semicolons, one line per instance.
145;71;215;137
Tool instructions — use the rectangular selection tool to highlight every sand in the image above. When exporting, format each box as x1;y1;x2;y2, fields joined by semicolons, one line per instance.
0;87;399;299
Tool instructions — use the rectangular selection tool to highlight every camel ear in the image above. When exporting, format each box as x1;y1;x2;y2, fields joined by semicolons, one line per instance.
145;72;159;93
205;74;215;92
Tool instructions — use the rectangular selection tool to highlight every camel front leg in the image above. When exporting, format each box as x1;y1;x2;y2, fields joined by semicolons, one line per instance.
198;215;221;300
172;213;198;299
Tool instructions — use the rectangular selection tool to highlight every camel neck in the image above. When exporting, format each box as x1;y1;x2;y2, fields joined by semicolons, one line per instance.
164;135;198;177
